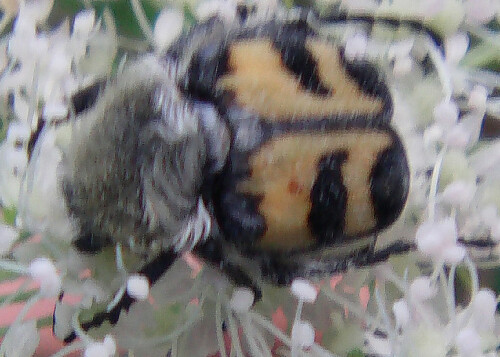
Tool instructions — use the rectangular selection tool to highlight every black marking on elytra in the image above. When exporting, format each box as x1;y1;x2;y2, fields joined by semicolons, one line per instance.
370;137;409;230
340;52;393;123
63;249;178;343
261;115;392;135
273;32;331;96
308;151;348;244
214;186;266;248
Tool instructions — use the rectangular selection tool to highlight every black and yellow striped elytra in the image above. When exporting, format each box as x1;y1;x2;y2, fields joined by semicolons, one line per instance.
216;127;409;252
167;18;409;254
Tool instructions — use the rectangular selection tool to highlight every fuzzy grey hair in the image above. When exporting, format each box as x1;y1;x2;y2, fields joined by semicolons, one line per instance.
62;56;229;255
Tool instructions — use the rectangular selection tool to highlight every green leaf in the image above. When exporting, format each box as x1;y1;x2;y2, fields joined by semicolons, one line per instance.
0;289;38;305
2;207;17;226
347;348;366;357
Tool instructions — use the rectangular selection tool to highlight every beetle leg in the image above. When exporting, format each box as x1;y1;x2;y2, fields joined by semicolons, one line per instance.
57;249;178;343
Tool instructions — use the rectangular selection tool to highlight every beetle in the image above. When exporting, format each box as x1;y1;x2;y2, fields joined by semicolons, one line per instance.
24;5;423;342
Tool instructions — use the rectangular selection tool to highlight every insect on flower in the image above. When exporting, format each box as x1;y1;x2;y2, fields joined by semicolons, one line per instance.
23;3;439;343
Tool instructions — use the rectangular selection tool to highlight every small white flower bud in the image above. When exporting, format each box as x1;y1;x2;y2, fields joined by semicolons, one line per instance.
230;287;254;312
84;336;116;357
196;0;236;23
445;125;470;149
433;100;459;128
291;320;315;348
440;181;476;209
445;33;469;64
456;327;481;357
409;277;437;302
43;102;69;121
0;224;18;256
19;0;54;24
419;0;445;18
344;33;367;60
73;9;95;37
416;217;462;263
423;124;443;147
154;9;184;53
2;321;39;357
392;299;410;328
29;257;61;297
480;205;498;227
126;275;150;301
291;279;318;303
388;39;414;59
490;220;500;241
103;335;117;355
464;0;496;24
471;289;497;332
6;122;30;145
393;56;413;76
468;85;488;110
440;245;466;264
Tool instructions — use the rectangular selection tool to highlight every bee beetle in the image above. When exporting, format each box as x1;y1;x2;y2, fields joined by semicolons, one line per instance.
44;6;414;341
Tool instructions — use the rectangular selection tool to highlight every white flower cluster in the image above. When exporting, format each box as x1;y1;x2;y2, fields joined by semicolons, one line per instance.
0;0;499;356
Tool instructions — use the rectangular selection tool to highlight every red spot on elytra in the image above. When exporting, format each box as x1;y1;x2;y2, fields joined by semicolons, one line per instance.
288;179;304;194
